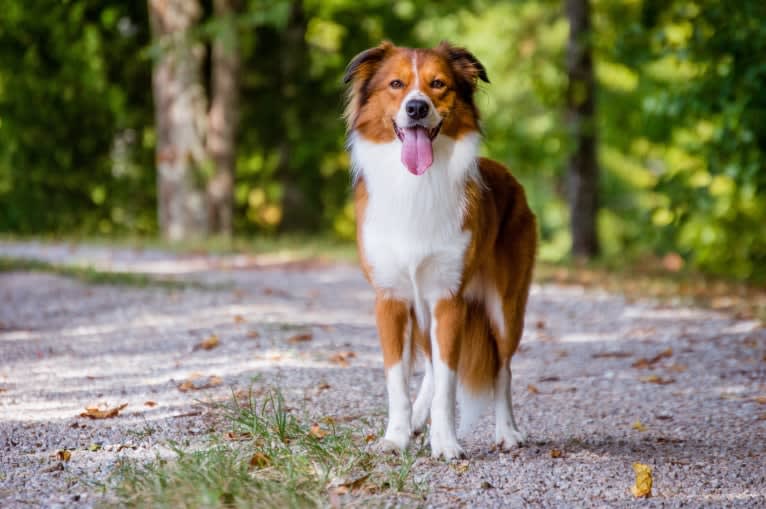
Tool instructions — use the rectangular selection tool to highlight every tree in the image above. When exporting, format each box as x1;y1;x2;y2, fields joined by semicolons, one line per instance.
565;0;600;258
148;0;209;241
206;0;242;236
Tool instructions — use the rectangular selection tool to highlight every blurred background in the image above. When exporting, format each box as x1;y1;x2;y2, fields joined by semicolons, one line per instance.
1;0;765;282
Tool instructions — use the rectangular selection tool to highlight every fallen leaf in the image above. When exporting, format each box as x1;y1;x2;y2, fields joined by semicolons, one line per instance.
592;351;632;359
632;348;673;369
225;431;252;441
195;334;220;351
632;420;647;432
177;374;223;392
666;363;687;373
630;463;652;498
639;375;675;385
754;396;766;405
80;403;128;419
527;384;540;394
88;443;102;452
451;461;469;474
329;351;356;367
56;450;71;462
287;332;313;344
364;433;377;444
317;382;331;391
234;315;246;324
247;330;260;339
309;423;328;439
321;416;336;426
144;401;157;408
550;448;563;458
249;452;270;468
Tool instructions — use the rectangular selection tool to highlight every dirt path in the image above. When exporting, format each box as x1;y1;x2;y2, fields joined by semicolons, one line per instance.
1;241;765;507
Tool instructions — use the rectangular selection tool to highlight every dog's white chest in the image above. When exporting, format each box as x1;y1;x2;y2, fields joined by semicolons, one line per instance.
352;133;480;306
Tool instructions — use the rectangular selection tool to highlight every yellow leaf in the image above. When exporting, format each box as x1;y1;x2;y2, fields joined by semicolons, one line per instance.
550;448;563;458
196;334;220;351
80;403;128;419
632;420;647;432
57;450;71;462
630;463;652;498
249;452;270;468
309;423;327;439
451;461;469;474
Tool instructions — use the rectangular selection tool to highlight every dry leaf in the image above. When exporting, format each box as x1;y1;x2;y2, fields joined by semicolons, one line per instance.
144;401;157;408
321;416;336;426
666;363;687;373
592;351;632;359
639;375;675;385
527;384;540;394
80;403;128;419
309;423;328;439
178;374;223;392
329;351;356;367
234;315;246;324
250;452;270;468
247;330;260;339
631;420;647;432
632;348;673;369
195;334;220;351
56;450;71;462
754;396;766;405
365;433;377;444
630;463;652;498
317;382;331;391
287;332;313;344
550;448;563;458
225;431;252;441
451;461;469;474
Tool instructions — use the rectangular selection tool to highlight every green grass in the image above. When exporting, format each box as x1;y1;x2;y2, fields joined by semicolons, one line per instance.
104;387;428;508
0;233;358;262
0;256;203;289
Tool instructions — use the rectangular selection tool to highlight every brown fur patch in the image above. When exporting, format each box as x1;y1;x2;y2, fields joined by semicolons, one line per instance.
375;298;410;369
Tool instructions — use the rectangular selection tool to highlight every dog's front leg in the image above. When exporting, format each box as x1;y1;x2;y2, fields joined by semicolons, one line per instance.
375;297;412;452
429;296;466;460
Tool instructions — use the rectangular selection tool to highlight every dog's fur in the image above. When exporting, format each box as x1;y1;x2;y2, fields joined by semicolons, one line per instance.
344;41;536;459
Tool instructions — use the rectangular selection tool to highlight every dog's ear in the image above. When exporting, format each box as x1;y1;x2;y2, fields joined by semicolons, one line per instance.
436;41;490;88
343;41;394;85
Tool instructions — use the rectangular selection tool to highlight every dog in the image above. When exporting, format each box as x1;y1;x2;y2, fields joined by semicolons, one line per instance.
344;41;536;459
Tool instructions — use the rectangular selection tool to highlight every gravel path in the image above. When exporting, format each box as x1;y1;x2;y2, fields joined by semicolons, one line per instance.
1;241;765;508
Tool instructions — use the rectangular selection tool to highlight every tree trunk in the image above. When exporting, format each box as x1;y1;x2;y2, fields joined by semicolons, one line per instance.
148;0;208;241
565;0;600;258
206;0;241;236
277;0;317;232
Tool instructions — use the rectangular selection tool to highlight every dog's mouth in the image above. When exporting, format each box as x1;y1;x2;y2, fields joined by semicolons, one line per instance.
392;120;442;176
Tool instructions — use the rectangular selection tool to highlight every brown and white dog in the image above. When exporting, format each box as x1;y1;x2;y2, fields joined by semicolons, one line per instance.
344;41;536;459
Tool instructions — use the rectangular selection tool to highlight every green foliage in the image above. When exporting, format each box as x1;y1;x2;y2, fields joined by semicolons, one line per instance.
1;0;765;281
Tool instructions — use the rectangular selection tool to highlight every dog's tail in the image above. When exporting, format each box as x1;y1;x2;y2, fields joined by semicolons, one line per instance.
456;300;500;436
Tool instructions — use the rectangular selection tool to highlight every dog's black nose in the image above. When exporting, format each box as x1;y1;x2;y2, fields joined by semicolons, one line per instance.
406;99;429;120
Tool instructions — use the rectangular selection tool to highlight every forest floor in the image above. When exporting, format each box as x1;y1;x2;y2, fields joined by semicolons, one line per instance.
1;240;765;508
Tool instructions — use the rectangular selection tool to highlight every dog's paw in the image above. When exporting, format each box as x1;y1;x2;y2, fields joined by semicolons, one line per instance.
410;407;429;435
495;428;526;451
376;437;407;455
430;436;466;460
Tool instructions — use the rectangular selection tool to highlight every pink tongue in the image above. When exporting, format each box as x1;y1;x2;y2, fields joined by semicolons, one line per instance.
401;126;433;175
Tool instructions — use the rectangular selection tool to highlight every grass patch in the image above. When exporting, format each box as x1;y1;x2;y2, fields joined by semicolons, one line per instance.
0;257;204;289
536;259;766;323
105;388;428;508
0;233;358;263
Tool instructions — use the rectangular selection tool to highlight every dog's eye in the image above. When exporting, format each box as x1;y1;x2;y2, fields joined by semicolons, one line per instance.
430;79;445;89
390;79;404;89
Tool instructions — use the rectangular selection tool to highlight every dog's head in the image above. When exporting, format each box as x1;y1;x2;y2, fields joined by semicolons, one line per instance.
344;41;489;175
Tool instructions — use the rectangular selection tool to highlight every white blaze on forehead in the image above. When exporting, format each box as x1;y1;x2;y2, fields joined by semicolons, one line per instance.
411;52;419;89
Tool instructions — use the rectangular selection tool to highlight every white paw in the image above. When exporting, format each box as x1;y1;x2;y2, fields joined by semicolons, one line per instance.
430;435;466;460
411;404;429;434
495;427;526;451
377;427;410;454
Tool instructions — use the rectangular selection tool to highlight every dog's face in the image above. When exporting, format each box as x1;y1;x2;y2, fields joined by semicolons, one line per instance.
344;41;489;175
